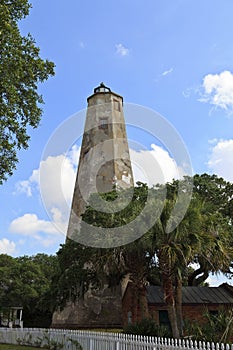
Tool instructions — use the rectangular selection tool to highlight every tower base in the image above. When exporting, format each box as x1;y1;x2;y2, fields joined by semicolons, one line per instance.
51;284;122;329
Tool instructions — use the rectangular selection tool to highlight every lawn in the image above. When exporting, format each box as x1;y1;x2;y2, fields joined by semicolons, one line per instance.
0;345;41;349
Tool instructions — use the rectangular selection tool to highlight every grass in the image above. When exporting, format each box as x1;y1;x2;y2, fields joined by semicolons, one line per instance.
89;328;123;333
0;345;41;349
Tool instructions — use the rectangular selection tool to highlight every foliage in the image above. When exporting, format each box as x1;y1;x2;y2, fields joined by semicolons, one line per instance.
58;176;233;338
189;174;233;285
16;330;84;350
55;183;157;308
68;338;83;350
123;318;171;337
35;333;63;350
53;240;100;308
84;182;149;229
0;253;58;327
193;173;233;222
1;175;233;339
184;309;233;343
0;0;55;183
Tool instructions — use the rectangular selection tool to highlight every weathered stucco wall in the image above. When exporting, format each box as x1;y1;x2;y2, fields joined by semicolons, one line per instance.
67;89;134;243
52;284;122;329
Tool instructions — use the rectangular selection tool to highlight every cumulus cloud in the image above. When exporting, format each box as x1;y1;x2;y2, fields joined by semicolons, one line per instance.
115;43;129;56
199;70;233;112
12;145;80;238
9;213;65;249
16;145;79;205
208;139;233;182
39;154;75;208
130;144;180;186
9;213;60;235
0;238;16;255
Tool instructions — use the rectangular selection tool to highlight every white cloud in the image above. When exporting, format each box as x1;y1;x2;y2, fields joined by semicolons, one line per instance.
206;274;233;287
208;138;218;145
162;67;173;76
9;213;60;235
0;238;16;255
12;145;80;239
208;139;233;182
154;68;174;83
115;43;129;56
130;144;181;187
199;70;233;112
9;212;65;249
15;180;32;197
16;145;79;207
15;168;40;197
182;87;192;98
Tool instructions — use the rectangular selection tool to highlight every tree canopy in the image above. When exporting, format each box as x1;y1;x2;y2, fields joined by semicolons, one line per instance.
62;175;233;338
0;253;58;327
0;0;55;183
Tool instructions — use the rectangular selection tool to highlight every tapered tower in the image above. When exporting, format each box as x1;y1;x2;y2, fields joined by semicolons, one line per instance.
67;83;134;242
52;84;133;328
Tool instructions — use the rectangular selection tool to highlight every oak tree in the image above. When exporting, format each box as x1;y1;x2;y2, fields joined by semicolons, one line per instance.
0;0;55;183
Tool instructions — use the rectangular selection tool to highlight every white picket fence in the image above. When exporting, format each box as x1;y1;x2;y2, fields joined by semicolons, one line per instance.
0;328;232;350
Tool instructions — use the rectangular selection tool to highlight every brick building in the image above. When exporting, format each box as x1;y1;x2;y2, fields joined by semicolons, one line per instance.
122;282;233;328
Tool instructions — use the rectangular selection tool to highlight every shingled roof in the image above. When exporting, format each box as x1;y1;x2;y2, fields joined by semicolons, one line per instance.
146;283;233;305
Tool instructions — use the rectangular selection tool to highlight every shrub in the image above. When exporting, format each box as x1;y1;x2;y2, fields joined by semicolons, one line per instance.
184;309;233;343
123;318;171;337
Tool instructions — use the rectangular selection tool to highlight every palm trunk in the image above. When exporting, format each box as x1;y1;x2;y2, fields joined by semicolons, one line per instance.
131;275;149;322
175;277;183;336
158;252;180;338
167;304;180;338
163;277;180;338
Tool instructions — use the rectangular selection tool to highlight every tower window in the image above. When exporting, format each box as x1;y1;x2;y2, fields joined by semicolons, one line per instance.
99;117;108;130
114;99;121;111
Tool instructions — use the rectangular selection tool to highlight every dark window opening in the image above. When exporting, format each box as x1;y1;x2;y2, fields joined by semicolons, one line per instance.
209;310;219;320
99;117;108;130
159;310;171;332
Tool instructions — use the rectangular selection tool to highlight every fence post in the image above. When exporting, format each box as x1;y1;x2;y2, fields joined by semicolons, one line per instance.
90;338;93;350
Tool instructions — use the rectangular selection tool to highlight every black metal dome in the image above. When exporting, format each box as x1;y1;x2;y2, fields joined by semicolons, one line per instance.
94;82;111;93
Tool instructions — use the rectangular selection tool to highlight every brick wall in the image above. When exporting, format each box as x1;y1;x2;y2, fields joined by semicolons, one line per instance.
122;283;231;328
148;304;223;325
122;284;149;326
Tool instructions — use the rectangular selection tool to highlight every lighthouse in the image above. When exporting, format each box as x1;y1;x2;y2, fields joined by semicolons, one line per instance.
67;83;134;243
52;84;134;328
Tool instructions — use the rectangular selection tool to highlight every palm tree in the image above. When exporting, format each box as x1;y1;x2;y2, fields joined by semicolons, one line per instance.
150;182;212;338
151;196;186;338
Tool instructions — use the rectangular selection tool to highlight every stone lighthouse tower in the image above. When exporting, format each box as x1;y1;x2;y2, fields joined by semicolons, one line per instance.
51;84;134;328
67;83;134;244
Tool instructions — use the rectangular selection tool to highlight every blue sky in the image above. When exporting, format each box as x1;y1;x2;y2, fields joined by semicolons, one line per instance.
1;0;233;285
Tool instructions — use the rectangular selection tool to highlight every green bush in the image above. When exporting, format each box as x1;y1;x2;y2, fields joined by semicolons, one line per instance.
123;318;171;337
184;309;233;344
